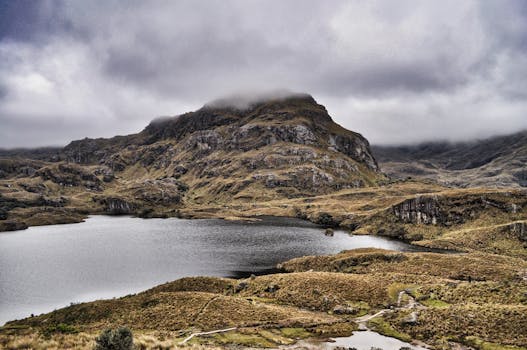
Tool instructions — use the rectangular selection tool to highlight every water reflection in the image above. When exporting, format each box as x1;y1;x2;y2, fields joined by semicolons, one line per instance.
0;215;427;324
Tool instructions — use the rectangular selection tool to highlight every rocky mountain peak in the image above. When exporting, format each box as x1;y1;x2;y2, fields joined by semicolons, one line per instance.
53;93;385;198
142;92;330;143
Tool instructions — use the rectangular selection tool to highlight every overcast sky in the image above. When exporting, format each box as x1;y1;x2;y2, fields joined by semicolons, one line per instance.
1;0;527;148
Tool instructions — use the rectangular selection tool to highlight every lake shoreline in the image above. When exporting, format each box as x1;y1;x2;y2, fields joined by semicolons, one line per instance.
2;216;525;349
3;245;525;349
0;215;429;326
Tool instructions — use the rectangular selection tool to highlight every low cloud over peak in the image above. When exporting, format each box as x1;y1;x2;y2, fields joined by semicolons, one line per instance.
203;90;312;110
1;1;527;147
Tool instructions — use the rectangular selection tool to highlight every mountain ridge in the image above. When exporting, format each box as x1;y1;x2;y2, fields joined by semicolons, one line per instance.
0;93;385;231
373;130;527;187
62;93;379;171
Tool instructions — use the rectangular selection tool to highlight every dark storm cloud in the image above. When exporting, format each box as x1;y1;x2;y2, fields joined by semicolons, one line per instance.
0;0;43;41
1;0;527;147
0;0;73;43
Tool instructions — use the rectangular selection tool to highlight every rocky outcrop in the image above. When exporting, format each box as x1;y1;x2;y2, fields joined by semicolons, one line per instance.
0;159;44;179
509;222;527;242
313;212;341;228
393;196;442;225
173;164;188;178
402;311;419;325
93;167;115;183
0;220;28;231
142;109;239;144
64;138;111;164
0;196;22;220
0;195;66;221
94;197;137;215
332;134;379;171
229;124;317;151
36;164;102;190
129;178;188;205
392;193;527;227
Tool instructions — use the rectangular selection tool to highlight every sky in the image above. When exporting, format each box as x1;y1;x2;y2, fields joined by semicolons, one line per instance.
1;0;527;148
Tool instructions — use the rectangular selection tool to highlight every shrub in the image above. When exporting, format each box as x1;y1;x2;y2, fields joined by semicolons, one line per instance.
315;212;339;227
95;327;133;350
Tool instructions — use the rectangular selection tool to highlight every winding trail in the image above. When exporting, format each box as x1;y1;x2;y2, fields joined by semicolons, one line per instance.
354;290;419;329
193;295;220;321
354;309;390;324
179;327;238;345
180;290;425;346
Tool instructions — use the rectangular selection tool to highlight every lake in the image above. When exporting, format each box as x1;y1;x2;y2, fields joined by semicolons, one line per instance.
0;215;424;325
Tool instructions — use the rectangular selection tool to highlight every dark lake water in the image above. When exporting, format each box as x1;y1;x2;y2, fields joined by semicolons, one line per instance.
0;215;424;325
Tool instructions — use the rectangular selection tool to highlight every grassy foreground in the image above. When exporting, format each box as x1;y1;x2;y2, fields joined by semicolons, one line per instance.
2;176;526;349
1;247;526;349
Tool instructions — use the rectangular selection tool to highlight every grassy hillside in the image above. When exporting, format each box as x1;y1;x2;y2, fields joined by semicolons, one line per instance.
2;249;525;349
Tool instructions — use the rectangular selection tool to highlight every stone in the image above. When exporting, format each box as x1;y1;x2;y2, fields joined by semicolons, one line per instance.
235;282;248;293
264;284;280;293
332;305;359;315
401;311;418;325
95;197;136;215
509;222;527;241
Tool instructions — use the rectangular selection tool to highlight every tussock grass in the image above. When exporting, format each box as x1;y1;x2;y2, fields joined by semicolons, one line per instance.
390;304;527;348
282;248;527;282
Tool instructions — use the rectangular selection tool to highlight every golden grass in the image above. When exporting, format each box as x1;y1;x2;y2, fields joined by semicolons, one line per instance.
389;304;527;348
281;248;527;282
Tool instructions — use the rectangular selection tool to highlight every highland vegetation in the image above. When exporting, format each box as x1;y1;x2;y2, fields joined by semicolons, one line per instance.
0;94;526;350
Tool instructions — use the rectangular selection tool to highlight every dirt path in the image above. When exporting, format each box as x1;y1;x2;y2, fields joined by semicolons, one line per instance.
179;327;237;345
193;295;220;321
355;290;420;329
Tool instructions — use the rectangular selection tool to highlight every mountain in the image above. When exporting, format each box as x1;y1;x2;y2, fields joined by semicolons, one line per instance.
61;93;382;199
0;93;384;230
372;130;527;188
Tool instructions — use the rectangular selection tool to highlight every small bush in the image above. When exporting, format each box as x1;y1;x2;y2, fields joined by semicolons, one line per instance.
95;327;133;350
315;212;340;228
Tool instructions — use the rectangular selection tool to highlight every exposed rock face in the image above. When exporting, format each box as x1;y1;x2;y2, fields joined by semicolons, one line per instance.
0;195;21;220
0;194;67;223
313;212;341;228
392;193;527;227
36;164;102;190
509;222;527;242
0;220;28;231
393;196;441;225
95;197;136;215
332;134;378;171
332;305;359;315
0;159;45;179
127;178;188;205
